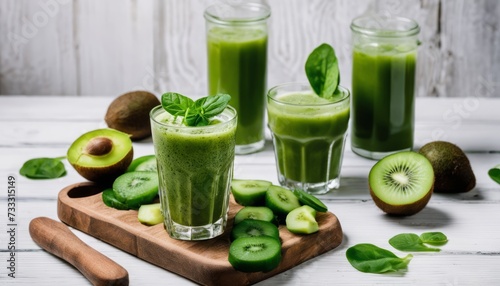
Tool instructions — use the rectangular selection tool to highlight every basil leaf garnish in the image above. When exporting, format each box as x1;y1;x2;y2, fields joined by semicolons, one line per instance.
161;92;231;127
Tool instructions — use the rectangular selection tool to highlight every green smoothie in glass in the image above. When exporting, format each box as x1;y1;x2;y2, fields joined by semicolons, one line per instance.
150;96;237;241
267;83;350;195
350;15;420;160
205;3;270;154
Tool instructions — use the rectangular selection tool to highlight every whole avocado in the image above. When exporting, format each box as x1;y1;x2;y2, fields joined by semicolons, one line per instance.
105;91;160;141
418;141;476;193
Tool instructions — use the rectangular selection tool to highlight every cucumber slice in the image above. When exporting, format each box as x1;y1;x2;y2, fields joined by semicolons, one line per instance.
112;171;159;209
102;188;129;210
286;205;319;234
231;179;272;206
228;236;282;272
292;189;328;212
127;155;157;172
265;185;301;218
231;220;280;241
138;203;163;225
234;206;277;225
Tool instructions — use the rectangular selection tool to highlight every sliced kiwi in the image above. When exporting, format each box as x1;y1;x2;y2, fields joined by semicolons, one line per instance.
231;179;272;206
230;220;280;241
67;128;133;183
286;205;319;234
234;206;277;225
105;91;161;141
102;188;129;210
228;236;282;272
418;141;476;193
265;185;301;218
292;189;328;212
112;171;159;209
369;151;435;216
137;203;163;226
127;155;157;172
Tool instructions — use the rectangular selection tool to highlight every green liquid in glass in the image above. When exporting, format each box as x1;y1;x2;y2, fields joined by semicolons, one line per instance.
351;44;416;153
207;27;267;146
152;110;236;227
268;92;350;184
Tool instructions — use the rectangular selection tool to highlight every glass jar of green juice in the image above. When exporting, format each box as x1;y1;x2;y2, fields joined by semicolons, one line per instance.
205;3;270;155
350;15;420;160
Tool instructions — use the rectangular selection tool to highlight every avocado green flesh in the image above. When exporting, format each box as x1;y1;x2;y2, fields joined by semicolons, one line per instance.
67;129;132;168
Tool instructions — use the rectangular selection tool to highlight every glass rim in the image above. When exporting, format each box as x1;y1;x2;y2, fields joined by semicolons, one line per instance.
350;14;420;38
150;105;237;130
204;2;271;25
267;82;350;107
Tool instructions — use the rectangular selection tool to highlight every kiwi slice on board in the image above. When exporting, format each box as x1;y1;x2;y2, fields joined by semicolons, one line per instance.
112;171;159;209
286;205;319;234
137;203;163;226
234;206;277;225
231;179;272;206
292;189;328;212
369;151;435;216
230;220;280;241
102;189;129;210
228;236;282;272
265;185;301;218
127;155;157;172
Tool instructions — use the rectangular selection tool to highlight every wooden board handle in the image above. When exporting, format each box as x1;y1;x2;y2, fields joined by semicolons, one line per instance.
29;217;129;286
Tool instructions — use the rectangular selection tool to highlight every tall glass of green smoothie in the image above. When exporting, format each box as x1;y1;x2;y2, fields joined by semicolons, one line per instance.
150;103;237;241
267;83;350;195
350;15;420;160
204;3;270;154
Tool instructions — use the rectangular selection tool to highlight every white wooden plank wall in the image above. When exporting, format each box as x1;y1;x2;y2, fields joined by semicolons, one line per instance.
0;0;499;98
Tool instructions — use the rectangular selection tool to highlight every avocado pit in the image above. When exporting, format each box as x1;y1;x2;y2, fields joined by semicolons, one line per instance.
85;137;113;156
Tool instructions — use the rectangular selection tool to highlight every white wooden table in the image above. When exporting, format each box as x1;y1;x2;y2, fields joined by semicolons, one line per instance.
1;96;500;285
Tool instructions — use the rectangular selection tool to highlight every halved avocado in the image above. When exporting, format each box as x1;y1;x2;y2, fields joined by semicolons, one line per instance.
67;128;133;183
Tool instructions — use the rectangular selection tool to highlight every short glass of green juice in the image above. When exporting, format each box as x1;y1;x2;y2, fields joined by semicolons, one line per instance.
204;3;270;155
350;15;420;160
150;105;237;240
267;83;351;195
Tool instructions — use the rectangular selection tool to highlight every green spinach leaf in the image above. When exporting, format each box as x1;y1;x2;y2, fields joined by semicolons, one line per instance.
488;165;500;184
305;43;340;99
420;232;448;246
389;233;440;252
19;157;66;179
346;243;413;273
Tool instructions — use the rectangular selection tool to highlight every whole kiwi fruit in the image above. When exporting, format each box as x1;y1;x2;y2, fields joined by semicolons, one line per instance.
105;91;160;141
418;141;476;193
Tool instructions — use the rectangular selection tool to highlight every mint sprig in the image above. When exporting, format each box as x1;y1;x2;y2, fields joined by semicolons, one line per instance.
161;92;231;126
305;43;340;99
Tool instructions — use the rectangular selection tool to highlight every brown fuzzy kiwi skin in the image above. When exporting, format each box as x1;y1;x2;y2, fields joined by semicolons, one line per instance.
419;141;476;193
71;148;133;183
369;183;434;216
105;91;160;141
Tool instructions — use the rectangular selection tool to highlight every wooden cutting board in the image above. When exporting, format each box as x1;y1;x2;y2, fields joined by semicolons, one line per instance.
57;182;343;286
